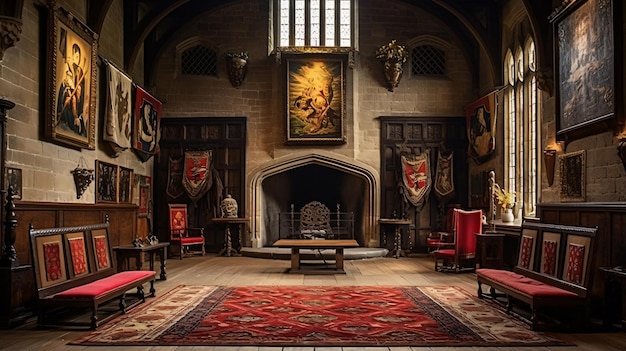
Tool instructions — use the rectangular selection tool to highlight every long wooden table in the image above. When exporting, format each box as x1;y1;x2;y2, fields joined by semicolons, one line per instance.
273;239;359;274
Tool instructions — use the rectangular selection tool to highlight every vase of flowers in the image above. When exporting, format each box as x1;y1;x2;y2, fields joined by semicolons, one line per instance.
375;40;408;92
494;183;515;222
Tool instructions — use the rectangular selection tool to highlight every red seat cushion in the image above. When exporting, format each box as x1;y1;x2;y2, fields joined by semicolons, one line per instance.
477;268;578;298
53;271;155;298
173;237;205;245
433;248;455;258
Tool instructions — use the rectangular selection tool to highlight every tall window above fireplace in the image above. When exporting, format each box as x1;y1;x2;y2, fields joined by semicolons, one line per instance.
272;0;355;49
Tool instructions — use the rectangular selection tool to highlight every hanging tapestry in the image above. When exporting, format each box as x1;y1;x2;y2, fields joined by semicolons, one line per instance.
166;154;184;200
434;150;455;201
103;62;132;157
400;151;432;208
182;150;213;203
133;85;162;162
465;91;497;164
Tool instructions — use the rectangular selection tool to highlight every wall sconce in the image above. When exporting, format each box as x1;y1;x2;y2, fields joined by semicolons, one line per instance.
617;139;626;172
543;148;557;187
0;0;24;60
226;51;248;88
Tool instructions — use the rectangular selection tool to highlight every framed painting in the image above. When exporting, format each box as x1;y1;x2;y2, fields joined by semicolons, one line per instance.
118;167;133;204
45;4;97;149
286;56;346;144
34;234;67;288
91;228;112;271
95;161;118;203
559;150;586;202
551;0;618;141
6;167;22;200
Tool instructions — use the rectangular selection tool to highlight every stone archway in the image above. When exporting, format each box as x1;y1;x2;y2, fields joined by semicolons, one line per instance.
248;153;379;248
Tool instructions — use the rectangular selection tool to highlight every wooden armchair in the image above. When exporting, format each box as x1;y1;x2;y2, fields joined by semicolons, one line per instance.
168;204;205;259
433;208;482;272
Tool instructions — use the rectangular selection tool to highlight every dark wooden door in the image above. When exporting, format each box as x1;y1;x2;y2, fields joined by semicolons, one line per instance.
154;117;246;253
379;116;468;253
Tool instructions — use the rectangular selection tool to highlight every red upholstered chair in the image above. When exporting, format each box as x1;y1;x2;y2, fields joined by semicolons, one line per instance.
168;204;205;259
433;208;482;272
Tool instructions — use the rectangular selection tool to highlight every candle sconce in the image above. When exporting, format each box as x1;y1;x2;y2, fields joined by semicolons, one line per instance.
543;148;557;187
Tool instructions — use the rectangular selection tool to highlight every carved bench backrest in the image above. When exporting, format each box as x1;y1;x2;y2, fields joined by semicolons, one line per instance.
299;201;333;236
29;218;115;299
514;221;598;298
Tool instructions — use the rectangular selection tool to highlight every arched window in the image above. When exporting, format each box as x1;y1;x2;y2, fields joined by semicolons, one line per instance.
503;37;539;218
274;0;355;49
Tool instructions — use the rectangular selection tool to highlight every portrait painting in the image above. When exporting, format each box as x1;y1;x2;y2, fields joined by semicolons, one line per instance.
552;0;616;140
286;56;345;144
133;85;162;162
465;92;497;164
559;150;586;202
95;161;118;203
45;5;97;149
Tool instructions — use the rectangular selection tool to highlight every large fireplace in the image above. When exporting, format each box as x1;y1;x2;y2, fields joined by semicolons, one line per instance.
249;153;378;248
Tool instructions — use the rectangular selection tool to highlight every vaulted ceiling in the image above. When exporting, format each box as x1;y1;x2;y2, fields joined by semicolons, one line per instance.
86;0;553;85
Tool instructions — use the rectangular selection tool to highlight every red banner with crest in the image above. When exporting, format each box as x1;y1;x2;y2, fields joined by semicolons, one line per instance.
182;150;213;203
400;151;432;208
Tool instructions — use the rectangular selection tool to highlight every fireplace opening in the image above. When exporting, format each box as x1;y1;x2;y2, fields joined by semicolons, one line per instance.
261;164;366;246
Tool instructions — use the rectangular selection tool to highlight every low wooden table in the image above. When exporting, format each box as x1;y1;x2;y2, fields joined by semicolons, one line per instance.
113;242;169;280
273;239;359;274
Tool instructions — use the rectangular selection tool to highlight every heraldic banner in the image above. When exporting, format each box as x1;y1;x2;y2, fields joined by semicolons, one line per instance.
401;151;432;208
166;154;184;200
465;91;497;164
182;150;214;203
133;85;162;162
434;150;455;202
104;61;132;156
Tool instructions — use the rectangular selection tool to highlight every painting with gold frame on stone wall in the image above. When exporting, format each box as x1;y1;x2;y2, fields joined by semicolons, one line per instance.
286;56;346;144
45;3;98;150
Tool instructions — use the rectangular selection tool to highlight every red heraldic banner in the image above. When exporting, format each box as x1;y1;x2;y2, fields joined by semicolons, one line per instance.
401;151;432;208
133;85;162;162
465;91;497;164
182;150;214;203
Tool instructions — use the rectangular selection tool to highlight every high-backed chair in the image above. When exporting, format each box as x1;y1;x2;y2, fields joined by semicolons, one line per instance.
168;204;205;259
433;208;482;272
426;204;460;253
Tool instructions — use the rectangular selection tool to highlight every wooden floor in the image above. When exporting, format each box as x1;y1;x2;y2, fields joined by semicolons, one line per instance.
2;253;626;351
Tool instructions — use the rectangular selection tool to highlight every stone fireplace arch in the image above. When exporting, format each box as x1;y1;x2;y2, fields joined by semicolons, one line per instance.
248;153;379;248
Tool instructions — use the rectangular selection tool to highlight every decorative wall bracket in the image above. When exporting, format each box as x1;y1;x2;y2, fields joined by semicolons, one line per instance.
543;148;557;187
0;0;24;61
375;40;408;92
226;51;248;88
617;139;626;173
71;157;94;199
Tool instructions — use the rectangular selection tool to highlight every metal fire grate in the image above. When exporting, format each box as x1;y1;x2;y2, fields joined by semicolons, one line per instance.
181;45;217;76
411;45;446;76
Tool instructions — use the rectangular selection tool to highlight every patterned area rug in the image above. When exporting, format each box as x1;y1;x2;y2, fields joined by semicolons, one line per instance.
71;285;568;347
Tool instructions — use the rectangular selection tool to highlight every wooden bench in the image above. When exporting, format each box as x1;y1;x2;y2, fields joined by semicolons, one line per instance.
273;239;359;274
476;221;598;330
28;217;156;329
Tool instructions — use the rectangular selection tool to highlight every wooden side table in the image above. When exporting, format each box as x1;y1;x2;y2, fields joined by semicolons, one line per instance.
379;218;412;259
113;242;169;280
213;217;249;256
600;267;626;331
475;233;504;269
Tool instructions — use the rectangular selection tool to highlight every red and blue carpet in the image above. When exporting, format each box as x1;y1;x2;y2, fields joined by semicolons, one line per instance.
71;285;568;347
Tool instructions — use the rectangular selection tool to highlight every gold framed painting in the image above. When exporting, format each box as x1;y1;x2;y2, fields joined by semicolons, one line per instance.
286;56;346;144
45;4;98;149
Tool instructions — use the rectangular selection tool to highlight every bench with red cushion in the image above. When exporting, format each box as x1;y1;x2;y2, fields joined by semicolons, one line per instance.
29;218;156;329
476;221;597;330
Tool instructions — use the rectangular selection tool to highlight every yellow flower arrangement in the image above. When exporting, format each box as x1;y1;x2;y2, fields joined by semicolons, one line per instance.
493;183;515;209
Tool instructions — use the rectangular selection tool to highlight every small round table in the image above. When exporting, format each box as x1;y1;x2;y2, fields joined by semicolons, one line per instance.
212;217;249;256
